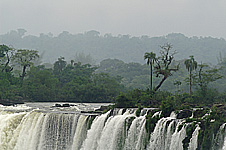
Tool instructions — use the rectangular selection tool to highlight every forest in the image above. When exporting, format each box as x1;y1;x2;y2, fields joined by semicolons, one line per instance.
0;45;125;103
1;29;226;108
0;41;226;108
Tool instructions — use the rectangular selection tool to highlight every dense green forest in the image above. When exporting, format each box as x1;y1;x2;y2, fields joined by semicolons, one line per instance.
1;29;226;64
1;29;226;107
0;45;125;103
1;42;226;107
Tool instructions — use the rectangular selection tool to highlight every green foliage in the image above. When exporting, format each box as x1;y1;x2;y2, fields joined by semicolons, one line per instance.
0;44;14;73
192;64;223;97
59;67;122;102
135;107;142;117
97;58;150;89
13;49;39;81
53;56;67;75
0;45;9;58
1;41;226;109
160;96;176;117
114;93;135;108
197;105;226;150
0;71;20;100
0;46;125;103
21;66;58;101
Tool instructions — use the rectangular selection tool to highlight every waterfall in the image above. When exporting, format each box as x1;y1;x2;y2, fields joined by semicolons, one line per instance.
80;111;110;150
96;111;134;150
1;104;226;150
169;122;187;150
0;108;85;150
0;111;26;150
123;116;147;150
188;125;200;150
214;123;226;150
71;115;89;150
148;117;177;150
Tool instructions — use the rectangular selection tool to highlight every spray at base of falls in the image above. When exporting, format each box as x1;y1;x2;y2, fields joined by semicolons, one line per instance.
1;104;226;150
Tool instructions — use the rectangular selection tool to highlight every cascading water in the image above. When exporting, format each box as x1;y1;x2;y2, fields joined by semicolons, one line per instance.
188;125;200;150
1;103;226;150
123;116;147;150
80;111;110;150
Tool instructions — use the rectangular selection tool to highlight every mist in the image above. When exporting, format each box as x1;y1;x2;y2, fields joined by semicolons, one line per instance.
1;0;226;39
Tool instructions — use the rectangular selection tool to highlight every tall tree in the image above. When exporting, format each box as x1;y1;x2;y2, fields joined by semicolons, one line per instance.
193;63;222;97
0;45;15;72
53;56;67;75
184;55;197;95
13;49;39;81
154;43;179;92
144;52;156;90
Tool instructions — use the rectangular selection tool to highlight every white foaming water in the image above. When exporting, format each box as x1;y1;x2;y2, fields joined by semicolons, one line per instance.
218;123;226;150
169;111;177;119
117;109;124;115
169;122;187;150
96;112;134;150
2;103;226;150
152;111;161;118
0;111;26;149
188;125;200;150
13;111;45;150
71;115;88;150
123;116;147;150
149;118;175;150
80;111;110;150
0;104;32;111
148;117;188;150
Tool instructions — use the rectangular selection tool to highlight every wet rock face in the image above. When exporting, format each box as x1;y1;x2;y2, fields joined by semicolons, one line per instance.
55;103;62;107
54;103;73;107
193;109;209;118
62;104;70;107
95;105;109;111
176;109;192;119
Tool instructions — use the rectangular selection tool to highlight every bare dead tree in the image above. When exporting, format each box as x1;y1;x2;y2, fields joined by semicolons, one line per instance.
153;43;179;91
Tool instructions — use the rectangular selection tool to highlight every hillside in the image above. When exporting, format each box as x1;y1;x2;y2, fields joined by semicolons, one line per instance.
1;29;226;64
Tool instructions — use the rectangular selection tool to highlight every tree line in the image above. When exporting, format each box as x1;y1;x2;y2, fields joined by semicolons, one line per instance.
1;43;226;107
115;43;226;109
0;45;125;103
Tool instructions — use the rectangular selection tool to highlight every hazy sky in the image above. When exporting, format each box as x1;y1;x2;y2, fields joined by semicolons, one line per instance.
1;0;226;38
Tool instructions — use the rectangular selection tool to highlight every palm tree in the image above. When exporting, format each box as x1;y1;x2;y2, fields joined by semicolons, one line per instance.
184;55;197;95
144;52;156;90
53;56;67;75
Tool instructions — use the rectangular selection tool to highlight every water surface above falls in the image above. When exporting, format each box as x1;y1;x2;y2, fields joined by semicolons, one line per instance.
0;103;226;150
0;102;112;114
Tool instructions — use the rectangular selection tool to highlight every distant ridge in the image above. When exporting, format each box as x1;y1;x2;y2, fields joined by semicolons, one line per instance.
1;29;226;64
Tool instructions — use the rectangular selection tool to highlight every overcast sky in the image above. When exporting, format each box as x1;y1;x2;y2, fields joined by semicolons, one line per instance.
0;0;226;39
